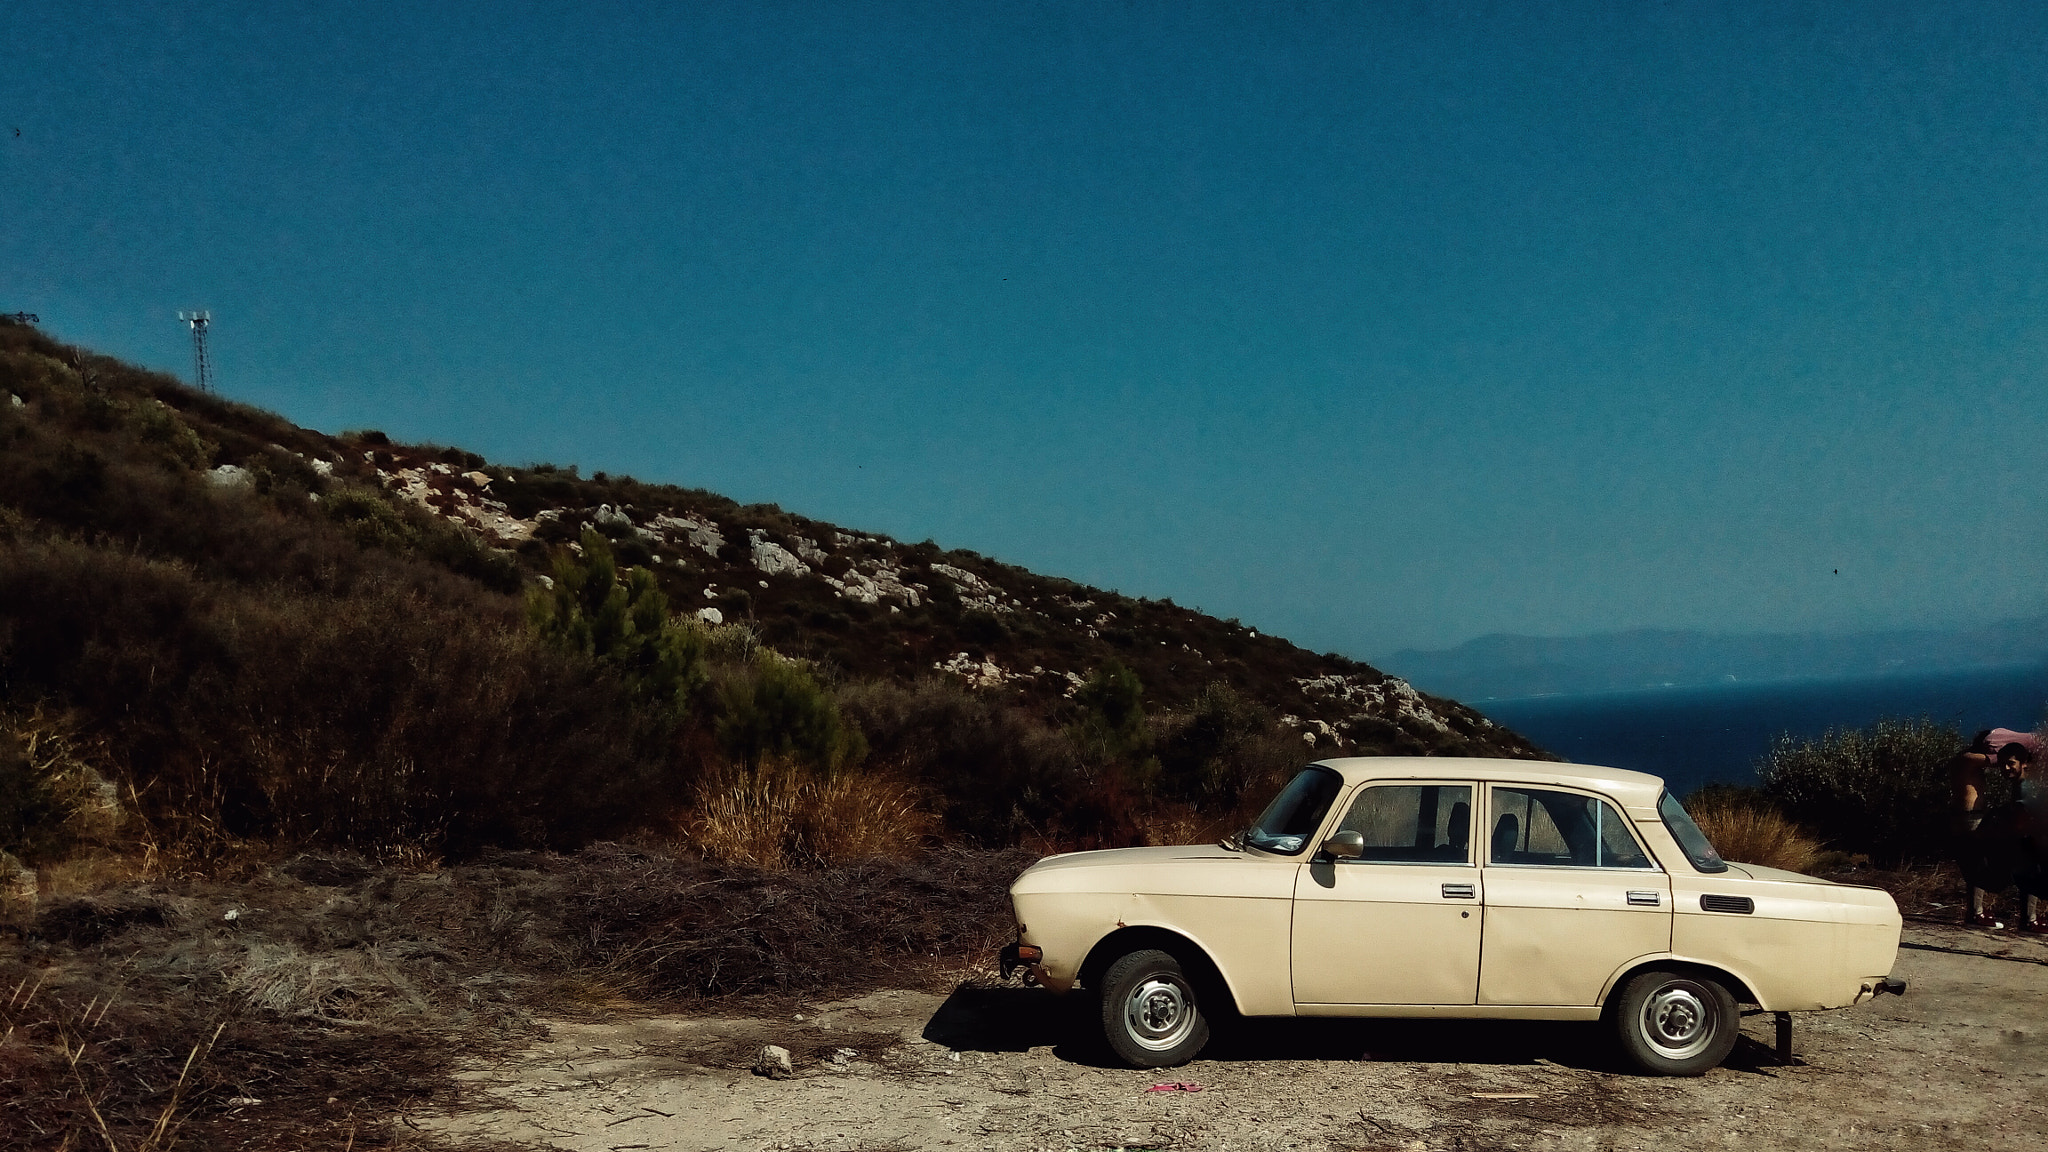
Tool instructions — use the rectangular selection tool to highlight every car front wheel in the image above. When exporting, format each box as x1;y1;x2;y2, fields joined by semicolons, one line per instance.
1099;948;1211;1068
1610;968;1739;1076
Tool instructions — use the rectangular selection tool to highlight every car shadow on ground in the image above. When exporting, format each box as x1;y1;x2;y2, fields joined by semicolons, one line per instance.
918;984;1756;1074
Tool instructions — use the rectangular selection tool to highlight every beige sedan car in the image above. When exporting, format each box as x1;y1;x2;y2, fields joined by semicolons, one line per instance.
1005;758;1904;1075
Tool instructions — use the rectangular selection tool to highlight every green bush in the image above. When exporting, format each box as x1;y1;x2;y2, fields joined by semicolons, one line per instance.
529;528;707;713
1756;717;1961;864
1072;660;1148;761
1155;681;1279;807
715;653;863;773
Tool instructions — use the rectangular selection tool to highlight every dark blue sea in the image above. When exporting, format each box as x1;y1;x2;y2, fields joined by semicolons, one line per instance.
1477;663;2048;798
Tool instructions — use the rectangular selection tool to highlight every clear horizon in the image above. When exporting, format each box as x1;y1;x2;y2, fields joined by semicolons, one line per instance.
7;2;2045;655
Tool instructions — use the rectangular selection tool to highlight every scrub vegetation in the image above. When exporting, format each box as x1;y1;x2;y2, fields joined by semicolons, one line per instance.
1685;714;2041;879
0;316;1537;1146
0;316;1533;873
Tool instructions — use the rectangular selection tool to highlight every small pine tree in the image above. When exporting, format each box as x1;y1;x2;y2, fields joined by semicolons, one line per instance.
529;527;706;712
1074;659;1148;759
715;653;864;773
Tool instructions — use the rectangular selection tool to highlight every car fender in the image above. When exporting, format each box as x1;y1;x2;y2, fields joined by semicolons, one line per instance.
1595;952;1763;1012
1070;895;1296;1017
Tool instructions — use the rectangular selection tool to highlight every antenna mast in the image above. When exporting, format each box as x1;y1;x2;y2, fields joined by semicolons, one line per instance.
177;310;212;392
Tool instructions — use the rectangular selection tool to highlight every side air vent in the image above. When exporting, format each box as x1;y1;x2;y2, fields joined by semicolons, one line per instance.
1700;894;1754;915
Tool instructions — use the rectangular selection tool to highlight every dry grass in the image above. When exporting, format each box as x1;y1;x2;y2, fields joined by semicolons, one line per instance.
1135;803;1232;848
681;760;938;869
568;842;1033;998
1687;797;1823;874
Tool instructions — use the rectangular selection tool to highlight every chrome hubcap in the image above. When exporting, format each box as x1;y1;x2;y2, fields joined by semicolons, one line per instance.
1640;983;1712;1059
1124;975;1197;1051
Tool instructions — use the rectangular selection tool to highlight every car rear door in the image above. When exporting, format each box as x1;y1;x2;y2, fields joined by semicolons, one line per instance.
1291;780;1483;1007
1477;784;1672;1006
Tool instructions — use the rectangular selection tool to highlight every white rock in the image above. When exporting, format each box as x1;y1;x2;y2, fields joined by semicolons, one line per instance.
309;458;334;477
207;464;253;489
1296;674;1452;735
697;607;724;625
461;470;492;490
593;504;633;529
754;1044;794;1079
935;652;1016;690
822;561;922;607
748;531;811;577
8;394;22;407
652;513;724;557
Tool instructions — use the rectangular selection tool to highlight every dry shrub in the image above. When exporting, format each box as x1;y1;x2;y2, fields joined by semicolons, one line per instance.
0;536;675;855
570;842;1034;998
1136;802;1231;848
0;709;128;867
683;759;936;869
1687;796;1822;875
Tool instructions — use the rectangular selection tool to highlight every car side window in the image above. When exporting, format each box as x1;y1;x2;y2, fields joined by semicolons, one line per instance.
1489;787;1653;869
1334;784;1474;864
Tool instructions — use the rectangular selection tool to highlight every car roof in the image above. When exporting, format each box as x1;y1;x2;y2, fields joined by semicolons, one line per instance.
1309;757;1669;812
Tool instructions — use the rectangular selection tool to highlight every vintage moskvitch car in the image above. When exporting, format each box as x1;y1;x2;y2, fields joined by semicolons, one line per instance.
1003;757;1904;1075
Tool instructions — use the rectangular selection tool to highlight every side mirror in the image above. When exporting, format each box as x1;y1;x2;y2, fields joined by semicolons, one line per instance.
1322;830;1364;859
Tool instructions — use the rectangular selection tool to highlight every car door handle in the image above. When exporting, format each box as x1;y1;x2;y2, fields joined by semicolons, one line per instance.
1627;890;1661;907
1441;883;1476;899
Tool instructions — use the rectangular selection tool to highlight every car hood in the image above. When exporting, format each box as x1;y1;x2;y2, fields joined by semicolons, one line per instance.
1723;862;1835;885
1010;843;1295;901
1019;844;1243;875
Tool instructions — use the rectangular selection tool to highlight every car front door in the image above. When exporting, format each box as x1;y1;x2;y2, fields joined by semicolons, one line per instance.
1291;781;1483;1007
1477;785;1672;1006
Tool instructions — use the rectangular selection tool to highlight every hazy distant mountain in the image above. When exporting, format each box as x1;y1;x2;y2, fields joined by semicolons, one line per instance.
1384;620;2048;701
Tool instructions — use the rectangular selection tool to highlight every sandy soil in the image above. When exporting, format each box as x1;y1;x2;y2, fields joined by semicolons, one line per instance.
419;923;2048;1152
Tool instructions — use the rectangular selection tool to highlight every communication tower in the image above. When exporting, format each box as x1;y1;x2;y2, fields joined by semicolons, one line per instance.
177;310;212;392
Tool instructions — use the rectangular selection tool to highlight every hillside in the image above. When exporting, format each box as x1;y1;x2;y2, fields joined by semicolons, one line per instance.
0;315;1537;862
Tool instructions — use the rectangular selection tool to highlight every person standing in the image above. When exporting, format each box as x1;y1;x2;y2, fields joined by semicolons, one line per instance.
1956;730;2045;930
1953;731;2005;927
2002;739;2047;933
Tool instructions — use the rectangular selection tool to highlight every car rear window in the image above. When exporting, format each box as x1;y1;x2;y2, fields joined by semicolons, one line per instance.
1489;787;1653;869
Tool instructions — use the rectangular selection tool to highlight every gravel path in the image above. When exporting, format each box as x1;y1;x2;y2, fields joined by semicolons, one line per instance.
420;924;2048;1151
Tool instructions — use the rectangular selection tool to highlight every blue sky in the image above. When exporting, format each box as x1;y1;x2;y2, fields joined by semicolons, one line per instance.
5;1;2045;657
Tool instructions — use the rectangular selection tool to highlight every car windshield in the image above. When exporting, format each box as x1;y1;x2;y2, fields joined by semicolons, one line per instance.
1244;766;1344;855
1659;791;1728;873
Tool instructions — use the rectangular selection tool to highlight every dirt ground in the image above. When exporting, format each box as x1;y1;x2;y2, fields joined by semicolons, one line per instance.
414;922;2048;1152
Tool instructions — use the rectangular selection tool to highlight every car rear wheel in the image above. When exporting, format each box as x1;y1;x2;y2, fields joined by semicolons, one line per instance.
1610;968;1739;1076
1099;948;1211;1068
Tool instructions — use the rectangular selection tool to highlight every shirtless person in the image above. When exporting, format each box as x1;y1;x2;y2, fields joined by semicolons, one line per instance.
1953;731;2004;927
1956;732;2046;930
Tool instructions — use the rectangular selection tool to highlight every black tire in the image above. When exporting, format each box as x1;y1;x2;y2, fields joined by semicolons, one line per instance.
1609;968;1739;1076
1099;948;1211;1068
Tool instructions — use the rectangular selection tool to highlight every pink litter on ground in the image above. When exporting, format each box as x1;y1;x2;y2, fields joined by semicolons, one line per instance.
1147;1082;1204;1092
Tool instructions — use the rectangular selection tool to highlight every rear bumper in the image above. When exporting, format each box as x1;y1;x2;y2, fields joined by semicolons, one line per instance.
999;942;1047;985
